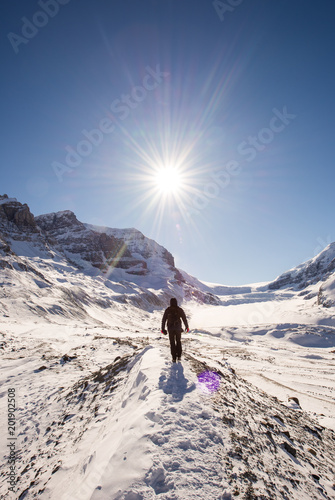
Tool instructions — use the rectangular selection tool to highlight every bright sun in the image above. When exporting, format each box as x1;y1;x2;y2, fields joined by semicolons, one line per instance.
154;166;182;194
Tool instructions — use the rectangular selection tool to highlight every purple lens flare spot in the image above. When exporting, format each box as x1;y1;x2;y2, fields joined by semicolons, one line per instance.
196;371;221;394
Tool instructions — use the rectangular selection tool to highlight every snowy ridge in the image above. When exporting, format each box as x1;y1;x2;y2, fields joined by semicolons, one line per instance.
268;242;335;291
34;210;218;303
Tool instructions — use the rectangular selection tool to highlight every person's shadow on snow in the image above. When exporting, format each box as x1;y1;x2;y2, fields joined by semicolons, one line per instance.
159;363;196;402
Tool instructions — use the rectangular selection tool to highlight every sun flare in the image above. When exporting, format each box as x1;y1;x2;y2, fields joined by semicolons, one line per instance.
154;166;182;194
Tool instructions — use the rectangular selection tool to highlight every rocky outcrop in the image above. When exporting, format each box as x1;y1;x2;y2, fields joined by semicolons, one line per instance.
35;211;176;278
35;210;83;233
34;211;221;303
0;235;11;255
0;194;37;230
317;275;335;308
35;211;143;272
96;225;176;269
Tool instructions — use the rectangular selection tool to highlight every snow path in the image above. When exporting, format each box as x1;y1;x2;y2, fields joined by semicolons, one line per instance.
47;345;227;500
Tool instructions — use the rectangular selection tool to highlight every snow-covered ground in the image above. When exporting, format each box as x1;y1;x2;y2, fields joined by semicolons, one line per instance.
1;289;335;499
189;291;335;429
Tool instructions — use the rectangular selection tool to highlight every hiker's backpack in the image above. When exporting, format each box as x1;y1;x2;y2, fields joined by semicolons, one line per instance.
167;306;182;331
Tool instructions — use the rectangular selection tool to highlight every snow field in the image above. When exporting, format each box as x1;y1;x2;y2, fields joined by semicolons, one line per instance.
1;321;335;499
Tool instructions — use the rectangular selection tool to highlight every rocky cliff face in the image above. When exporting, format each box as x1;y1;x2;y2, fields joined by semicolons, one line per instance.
317;275;335;308
0;195;220;313
35;211;178;279
0;194;55;262
0;194;37;231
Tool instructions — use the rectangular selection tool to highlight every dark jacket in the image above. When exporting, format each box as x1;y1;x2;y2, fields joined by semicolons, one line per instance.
161;298;188;334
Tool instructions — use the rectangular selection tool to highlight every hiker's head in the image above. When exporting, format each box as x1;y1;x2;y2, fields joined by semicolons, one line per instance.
170;297;178;307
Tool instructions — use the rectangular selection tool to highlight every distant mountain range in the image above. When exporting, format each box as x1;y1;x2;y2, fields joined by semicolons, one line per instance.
1;193;334;323
267;241;335;307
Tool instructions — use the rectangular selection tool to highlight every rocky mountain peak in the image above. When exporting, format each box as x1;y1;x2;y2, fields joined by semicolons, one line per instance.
0;194;37;230
35;210;84;232
269;243;335;291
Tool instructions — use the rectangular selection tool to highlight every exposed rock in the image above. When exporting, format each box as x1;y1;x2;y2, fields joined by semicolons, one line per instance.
0;195;37;230
0;235;11;254
282;441;297;457
35;210;84;232
35;212;181;280
36;211;143;273
0;259;13;270
317;276;335;307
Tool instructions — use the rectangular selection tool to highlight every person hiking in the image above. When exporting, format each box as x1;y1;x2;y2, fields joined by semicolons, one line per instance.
161;298;189;362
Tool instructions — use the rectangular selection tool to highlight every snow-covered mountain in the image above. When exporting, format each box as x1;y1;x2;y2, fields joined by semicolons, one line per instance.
0;194;219;324
267;242;335;307
35;211;177;280
268;242;335;291
2;193;335;316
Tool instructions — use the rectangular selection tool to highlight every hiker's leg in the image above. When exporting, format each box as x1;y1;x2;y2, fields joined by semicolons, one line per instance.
176;331;182;358
169;331;177;359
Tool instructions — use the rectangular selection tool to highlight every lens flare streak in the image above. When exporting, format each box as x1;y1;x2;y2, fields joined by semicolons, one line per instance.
196;371;221;394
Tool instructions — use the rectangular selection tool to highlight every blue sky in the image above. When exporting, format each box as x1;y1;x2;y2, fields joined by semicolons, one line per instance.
1;0;335;285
